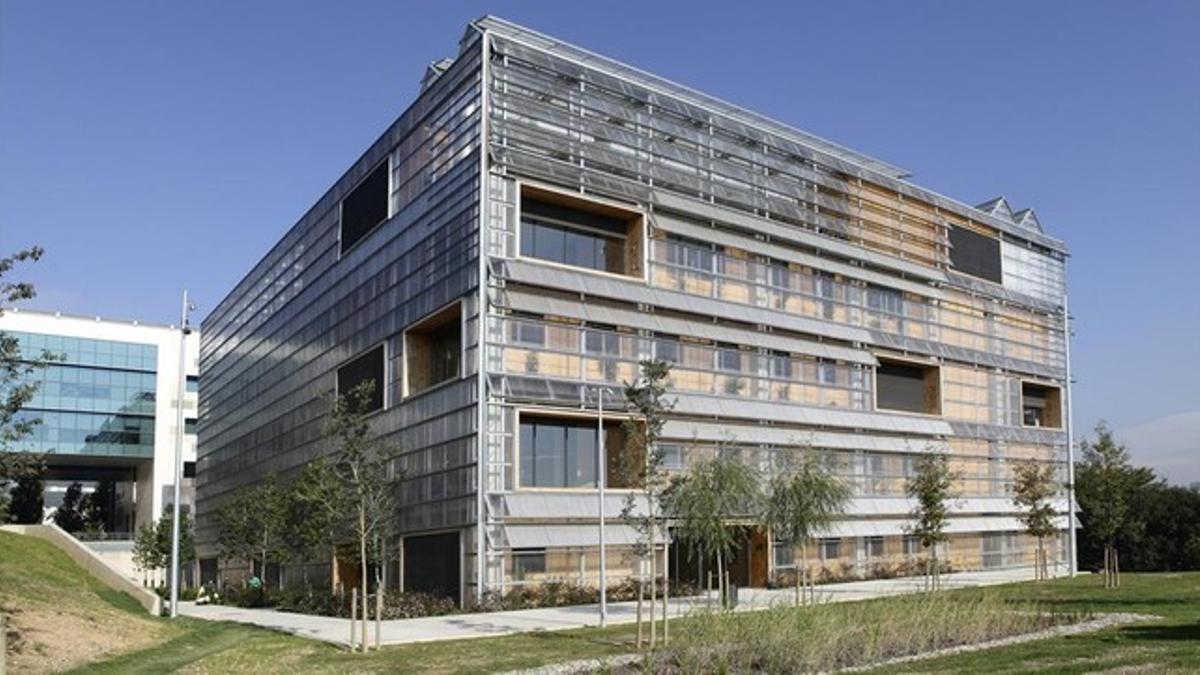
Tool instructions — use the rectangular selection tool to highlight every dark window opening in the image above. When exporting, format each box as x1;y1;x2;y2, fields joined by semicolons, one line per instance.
406;303;462;396
948;225;1002;283
519;186;643;277
337;345;385;414
876;359;940;415
185;376;199;394
339;161;389;255
183;461;196;479
1022;382;1062;428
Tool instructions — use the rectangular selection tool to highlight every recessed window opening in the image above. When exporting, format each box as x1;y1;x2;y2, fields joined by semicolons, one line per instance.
1022;382;1062;428
876;358;940;415
405;302;462;396
519;185;644;277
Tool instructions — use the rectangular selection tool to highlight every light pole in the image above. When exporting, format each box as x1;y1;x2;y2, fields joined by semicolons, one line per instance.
595;384;614;627
169;290;195;618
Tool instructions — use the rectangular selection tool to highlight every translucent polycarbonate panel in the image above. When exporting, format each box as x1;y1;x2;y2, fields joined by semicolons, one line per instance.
1002;240;1066;304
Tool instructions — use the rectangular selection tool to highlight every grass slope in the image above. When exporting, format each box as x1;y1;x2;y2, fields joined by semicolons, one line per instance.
0;530;175;672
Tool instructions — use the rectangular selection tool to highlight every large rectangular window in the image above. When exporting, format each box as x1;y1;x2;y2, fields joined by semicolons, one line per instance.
518;185;643;277
405;302;462;396
340;161;389;255
519;416;599;489
949;225;1002;283
876;359;940;415
337;345;385;414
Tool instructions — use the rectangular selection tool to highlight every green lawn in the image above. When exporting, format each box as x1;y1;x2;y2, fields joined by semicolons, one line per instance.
5;528;1199;674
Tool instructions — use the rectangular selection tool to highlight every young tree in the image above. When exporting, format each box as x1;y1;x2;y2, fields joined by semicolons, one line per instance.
1;247;54;521
1011;460;1059;581
133;517;166;580
1076;422;1153;589
288;455;347;589
217;475;290;590
321;381;401;652
53;481;87;532
906;450;956;591
664;450;762;611
133;505;195;586
763;449;852;606
618;359;674;649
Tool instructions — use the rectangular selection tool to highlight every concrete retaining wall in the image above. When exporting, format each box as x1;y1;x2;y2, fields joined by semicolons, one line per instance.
0;523;161;615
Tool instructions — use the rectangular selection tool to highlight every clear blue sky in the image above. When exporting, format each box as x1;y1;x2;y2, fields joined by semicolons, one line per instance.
2;1;1197;479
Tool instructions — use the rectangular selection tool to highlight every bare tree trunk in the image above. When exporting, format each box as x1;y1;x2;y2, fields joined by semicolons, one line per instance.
649;535;657;649
375;582;383;651
350;586;358;652
794;545;801;607
661;543;669;646
716;553;725;610
636;566;644;648
1104;545;1111;589
359;500;368;654
1108;542;1118;586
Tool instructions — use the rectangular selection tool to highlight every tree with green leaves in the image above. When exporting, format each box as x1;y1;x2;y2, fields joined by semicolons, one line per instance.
83;479;117;533
906;450;957;591
132;516;164;577
9;470;44;523
1076;422;1154;589
664;449;762;611
1011;460;1059;581
53;481;87;532
763;448;852;605
1;247;54;522
133;504;195;585
618;359;674;650
288;455;347;589
319;380;402;652
217;474;290;590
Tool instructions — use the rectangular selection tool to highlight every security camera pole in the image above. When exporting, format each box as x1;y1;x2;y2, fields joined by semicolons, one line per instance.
169;290;194;618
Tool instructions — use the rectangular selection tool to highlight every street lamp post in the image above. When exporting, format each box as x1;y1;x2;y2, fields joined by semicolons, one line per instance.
595;385;613;627
169;290;194;618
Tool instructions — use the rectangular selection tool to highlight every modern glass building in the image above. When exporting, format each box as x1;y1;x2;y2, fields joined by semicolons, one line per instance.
1;310;199;535
197;17;1075;603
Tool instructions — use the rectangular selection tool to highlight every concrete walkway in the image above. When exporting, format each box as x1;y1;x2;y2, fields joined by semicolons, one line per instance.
179;566;1055;647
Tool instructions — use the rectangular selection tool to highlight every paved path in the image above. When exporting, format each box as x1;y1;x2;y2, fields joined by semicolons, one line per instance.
179;566;1056;647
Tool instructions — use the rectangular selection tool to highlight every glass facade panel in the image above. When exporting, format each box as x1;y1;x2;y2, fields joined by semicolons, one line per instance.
6;331;157;458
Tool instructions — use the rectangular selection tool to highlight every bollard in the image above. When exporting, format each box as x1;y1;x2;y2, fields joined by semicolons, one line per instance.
350;588;358;652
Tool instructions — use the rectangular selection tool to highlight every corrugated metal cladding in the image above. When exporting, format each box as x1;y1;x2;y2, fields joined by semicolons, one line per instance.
198;17;1074;590
195;35;484;554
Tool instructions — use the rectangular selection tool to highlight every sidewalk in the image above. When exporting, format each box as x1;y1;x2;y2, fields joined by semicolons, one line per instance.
179;566;1052;647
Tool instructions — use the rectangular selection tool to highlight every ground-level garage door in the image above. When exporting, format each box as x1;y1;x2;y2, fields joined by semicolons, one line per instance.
403;531;461;602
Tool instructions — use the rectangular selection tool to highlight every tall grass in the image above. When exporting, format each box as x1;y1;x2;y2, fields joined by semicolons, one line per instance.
668;592;1080;673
